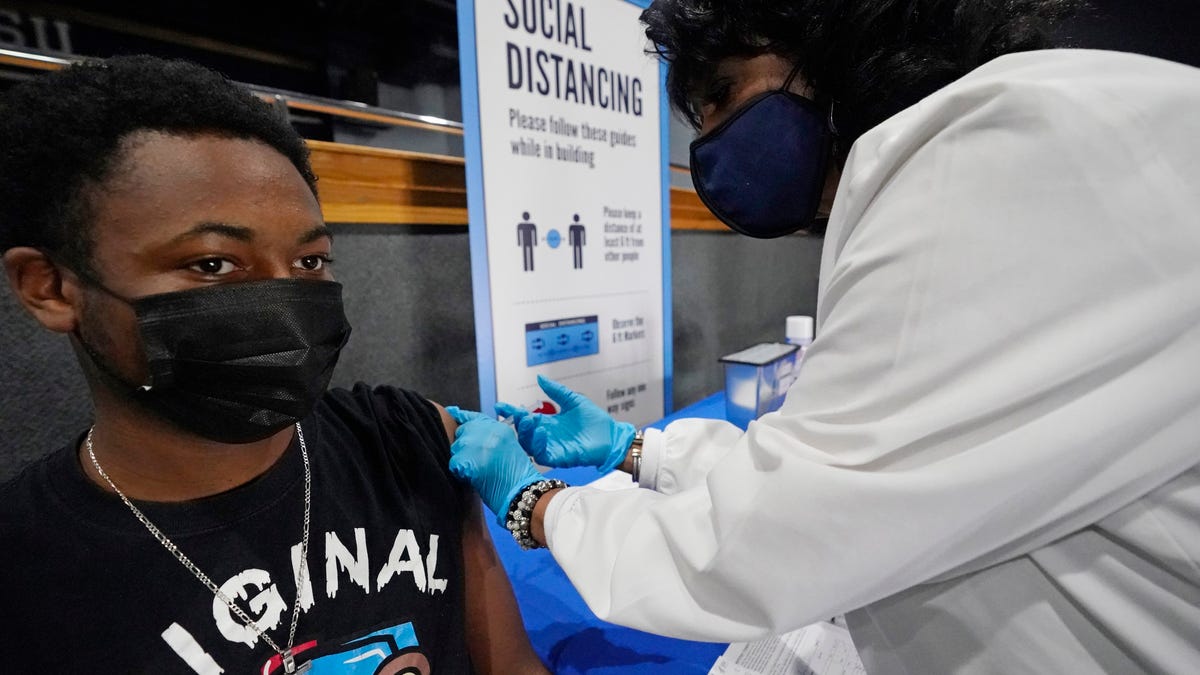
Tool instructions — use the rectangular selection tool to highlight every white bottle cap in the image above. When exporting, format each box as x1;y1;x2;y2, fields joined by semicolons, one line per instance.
786;315;814;344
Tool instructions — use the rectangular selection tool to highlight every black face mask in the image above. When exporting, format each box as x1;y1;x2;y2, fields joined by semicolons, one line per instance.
78;278;351;444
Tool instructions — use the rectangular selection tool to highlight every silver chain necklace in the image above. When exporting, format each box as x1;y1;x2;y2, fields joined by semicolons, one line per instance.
86;423;312;674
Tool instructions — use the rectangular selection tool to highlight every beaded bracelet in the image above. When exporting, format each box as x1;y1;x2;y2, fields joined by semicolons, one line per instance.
505;479;568;550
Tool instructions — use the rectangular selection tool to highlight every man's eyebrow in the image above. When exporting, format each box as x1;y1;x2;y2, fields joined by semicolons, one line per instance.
169;222;254;244
299;225;334;244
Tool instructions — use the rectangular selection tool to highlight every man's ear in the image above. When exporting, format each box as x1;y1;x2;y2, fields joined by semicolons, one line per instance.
2;247;81;334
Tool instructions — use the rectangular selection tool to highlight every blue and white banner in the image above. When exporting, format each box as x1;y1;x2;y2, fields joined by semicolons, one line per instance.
458;0;671;424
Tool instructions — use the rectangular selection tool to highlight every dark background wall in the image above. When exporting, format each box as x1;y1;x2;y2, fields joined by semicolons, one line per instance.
0;227;821;482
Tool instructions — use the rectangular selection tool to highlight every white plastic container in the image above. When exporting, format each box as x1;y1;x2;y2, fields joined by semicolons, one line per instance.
786;315;814;350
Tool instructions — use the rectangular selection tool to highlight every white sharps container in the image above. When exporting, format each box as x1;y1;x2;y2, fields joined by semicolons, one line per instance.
719;343;800;430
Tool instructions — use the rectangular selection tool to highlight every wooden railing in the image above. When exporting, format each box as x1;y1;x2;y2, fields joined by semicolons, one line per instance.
2;47;728;231
308;140;727;230
307;141;468;225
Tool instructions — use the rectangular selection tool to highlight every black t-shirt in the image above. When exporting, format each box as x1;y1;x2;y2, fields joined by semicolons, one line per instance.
0;384;473;674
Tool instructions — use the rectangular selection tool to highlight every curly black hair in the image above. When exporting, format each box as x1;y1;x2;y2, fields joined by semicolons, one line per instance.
642;0;1083;158
0;55;317;277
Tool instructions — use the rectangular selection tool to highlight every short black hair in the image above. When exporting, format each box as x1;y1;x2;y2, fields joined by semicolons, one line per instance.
642;0;1083;157
0;55;317;276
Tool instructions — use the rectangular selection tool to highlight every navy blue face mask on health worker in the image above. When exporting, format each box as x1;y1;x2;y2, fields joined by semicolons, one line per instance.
689;66;836;239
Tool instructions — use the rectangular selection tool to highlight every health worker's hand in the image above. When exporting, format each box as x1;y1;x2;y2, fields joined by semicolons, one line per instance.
494;375;635;473
446;407;543;525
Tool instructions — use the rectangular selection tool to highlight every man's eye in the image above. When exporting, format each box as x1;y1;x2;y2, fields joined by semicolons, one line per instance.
295;254;332;271
189;258;236;275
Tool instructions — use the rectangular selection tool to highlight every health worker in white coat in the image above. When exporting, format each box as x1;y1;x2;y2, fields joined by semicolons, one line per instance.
447;1;1200;672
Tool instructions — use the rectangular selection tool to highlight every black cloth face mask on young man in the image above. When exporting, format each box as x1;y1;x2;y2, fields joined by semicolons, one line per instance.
76;277;352;444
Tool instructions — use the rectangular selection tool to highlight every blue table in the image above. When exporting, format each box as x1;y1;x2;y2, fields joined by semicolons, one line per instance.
649;392;726;430
489;393;729;673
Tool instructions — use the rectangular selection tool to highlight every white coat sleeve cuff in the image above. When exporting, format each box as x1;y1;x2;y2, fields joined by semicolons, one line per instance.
542;484;579;551
637;427;664;491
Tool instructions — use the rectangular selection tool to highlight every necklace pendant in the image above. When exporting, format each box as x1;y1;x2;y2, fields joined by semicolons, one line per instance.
281;649;312;674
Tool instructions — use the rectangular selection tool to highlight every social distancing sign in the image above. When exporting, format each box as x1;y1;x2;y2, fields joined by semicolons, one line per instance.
458;0;671;424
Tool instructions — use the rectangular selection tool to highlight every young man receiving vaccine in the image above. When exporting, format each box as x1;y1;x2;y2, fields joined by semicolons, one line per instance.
0;56;546;674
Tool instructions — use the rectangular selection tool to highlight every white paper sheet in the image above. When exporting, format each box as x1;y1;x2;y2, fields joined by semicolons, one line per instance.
709;620;865;675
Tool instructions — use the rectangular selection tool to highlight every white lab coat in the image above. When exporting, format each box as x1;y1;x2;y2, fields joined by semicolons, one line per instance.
543;50;1200;673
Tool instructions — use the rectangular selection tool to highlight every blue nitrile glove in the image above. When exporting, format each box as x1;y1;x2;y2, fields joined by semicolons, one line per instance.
494;375;636;473
446;406;543;525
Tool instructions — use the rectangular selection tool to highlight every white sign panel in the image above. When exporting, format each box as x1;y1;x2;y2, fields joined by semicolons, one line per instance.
458;0;671;425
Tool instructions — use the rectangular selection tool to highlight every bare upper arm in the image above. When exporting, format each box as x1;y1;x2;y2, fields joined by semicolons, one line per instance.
460;497;549;674
431;399;545;672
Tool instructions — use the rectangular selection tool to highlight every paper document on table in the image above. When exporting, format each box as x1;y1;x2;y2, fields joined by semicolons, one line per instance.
709;620;865;675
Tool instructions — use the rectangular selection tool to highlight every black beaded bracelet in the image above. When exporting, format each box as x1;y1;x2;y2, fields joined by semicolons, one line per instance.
505;479;568;550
